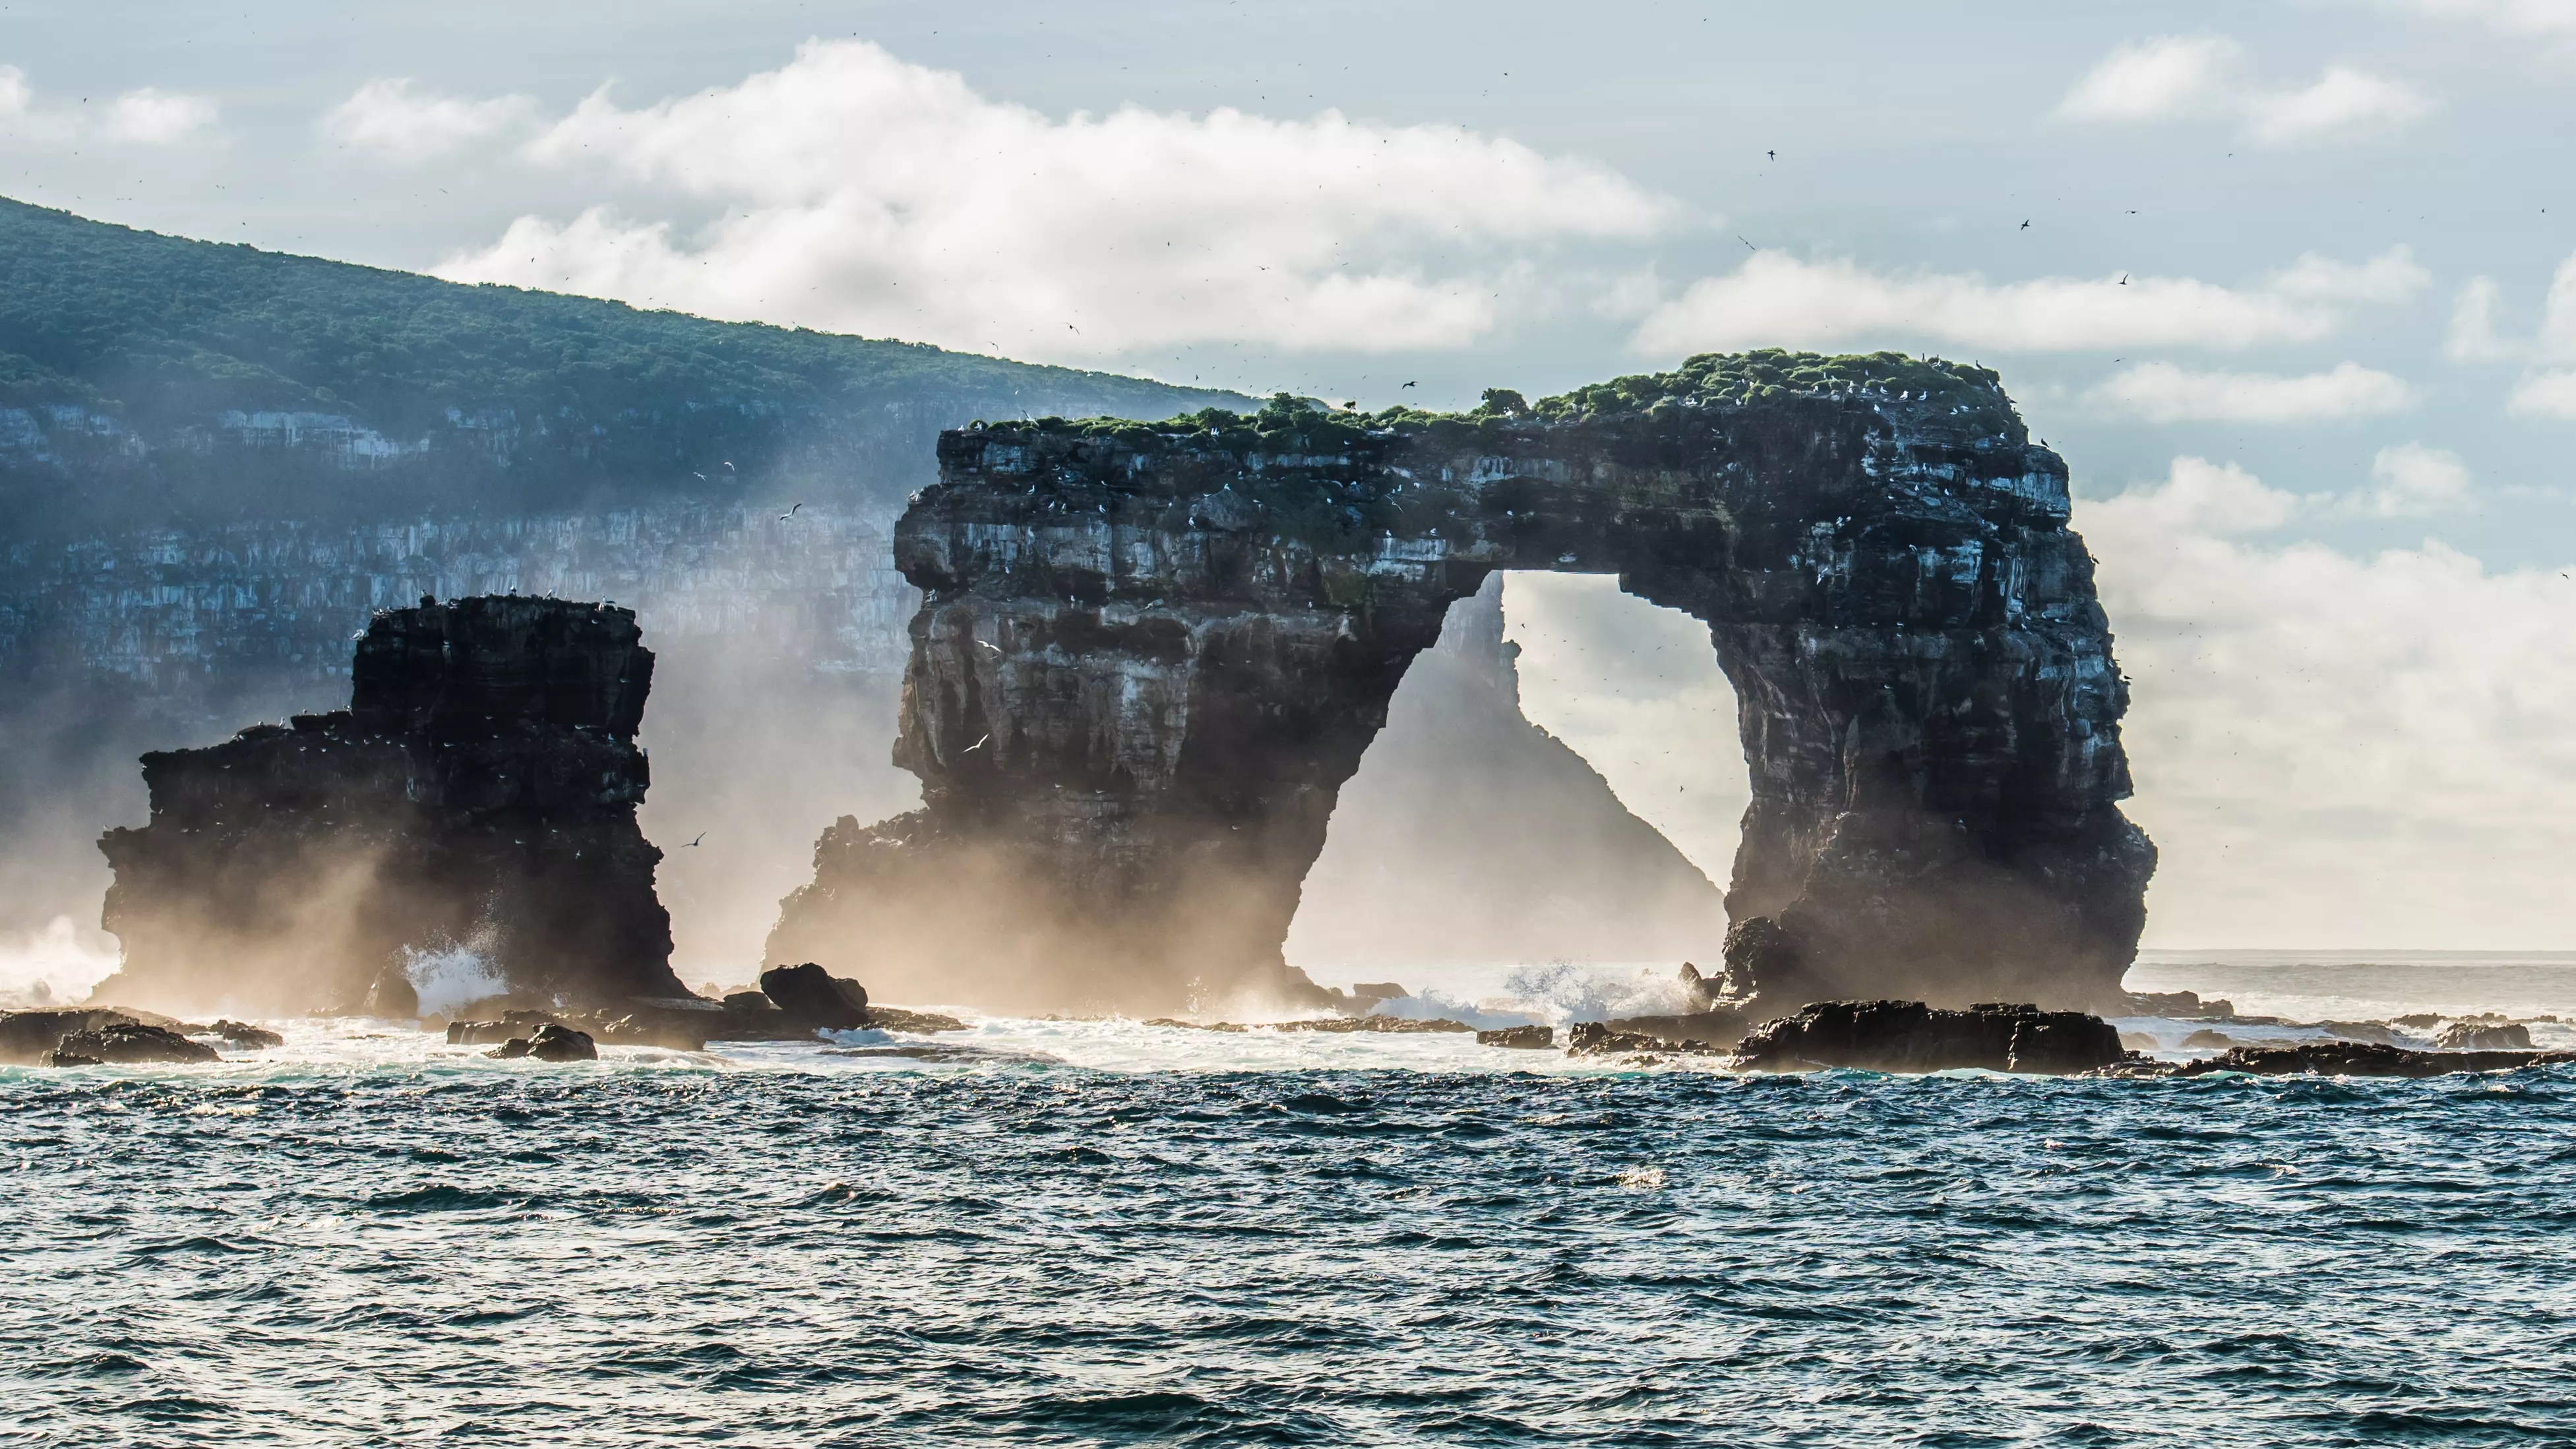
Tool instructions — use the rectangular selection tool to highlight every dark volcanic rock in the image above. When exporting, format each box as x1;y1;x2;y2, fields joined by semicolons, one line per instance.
210;1020;284;1050
485;1023;598;1061
769;356;2152;1014
93;596;683;1016
2435;1022;2533;1051
1567;1022;1727;1057
1;1008;134;1065
758;963;871;1030
1477;1025;1556;1049
47;1022;220;1066
1731;1000;2126;1075
2172;1043;2576;1078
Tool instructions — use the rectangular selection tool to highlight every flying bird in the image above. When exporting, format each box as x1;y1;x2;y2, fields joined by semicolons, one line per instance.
2019;220;2031;230
722;461;736;472
1767;149;1775;160
1402;381;1417;388
2119;274;2129;286
1737;234;1757;251
684;832;706;848
964;733;990;753
779;503;803;521
692;472;707;480
977;639;1001;652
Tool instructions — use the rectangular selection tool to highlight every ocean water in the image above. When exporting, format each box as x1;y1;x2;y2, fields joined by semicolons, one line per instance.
10;959;2576;1446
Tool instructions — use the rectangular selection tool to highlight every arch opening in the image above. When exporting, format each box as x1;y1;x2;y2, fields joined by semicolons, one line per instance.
1285;572;1745;996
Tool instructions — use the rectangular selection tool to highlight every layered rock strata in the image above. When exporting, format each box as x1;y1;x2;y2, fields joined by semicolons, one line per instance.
770;355;2155;1012
94;596;682;1015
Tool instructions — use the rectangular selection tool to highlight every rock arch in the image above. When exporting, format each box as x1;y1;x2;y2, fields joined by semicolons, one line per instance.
767;355;2155;1014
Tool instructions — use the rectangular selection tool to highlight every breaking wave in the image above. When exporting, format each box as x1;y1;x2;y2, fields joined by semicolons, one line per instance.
401;940;507;1016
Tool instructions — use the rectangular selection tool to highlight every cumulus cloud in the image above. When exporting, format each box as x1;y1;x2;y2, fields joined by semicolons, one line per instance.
2244;67;2433;144
2059;34;2430;145
1632;247;2427;355
323;78;534;161
2089;361;2416;421
105;86;218;144
2081;458;2576;947
2508;369;2576;417
2445;277;2517;361
2358;443;2476;515
2058;36;2246;122
2366;0;2576;36
431;39;1673;359
0;65;30;118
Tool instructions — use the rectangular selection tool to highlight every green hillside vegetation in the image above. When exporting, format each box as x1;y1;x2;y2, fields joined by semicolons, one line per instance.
0;197;1226;423
0;197;1242;530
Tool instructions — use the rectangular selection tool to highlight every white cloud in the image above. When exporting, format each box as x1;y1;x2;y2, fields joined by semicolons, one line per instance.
2081;458;2576;947
2089;361;2416;421
2359;443;2476;514
2508;369;2576;417
322;78;535;162
432;40;1674;359
2058;35;2245;121
0;65;30;118
105;86;218;144
2244;67;2433;144
2060;36;2429;146
1632;247;2427;355
2445;276;2517;361
2369;0;2576;36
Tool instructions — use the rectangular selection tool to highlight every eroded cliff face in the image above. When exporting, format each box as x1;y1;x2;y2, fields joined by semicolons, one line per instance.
94;596;683;1015
770;359;2155;1014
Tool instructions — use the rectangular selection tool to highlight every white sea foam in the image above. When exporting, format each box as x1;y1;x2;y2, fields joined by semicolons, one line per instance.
1368;959;1707;1028
402;941;509;1016
0;915;119;1007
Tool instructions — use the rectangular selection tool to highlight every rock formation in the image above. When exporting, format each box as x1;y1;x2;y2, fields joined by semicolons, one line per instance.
769;354;2155;1014
1729;1000;2126;1074
93;596;683;1016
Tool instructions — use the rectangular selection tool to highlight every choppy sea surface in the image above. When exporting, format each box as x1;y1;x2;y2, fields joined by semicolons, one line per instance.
10;956;2576;1447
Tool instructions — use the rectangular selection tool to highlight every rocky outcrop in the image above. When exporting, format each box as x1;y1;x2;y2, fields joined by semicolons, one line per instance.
486;1022;598;1062
1729;1000;2127;1074
2435;1022;2533;1051
757;963;869;1031
93;596;683;1016
1;1008;133;1064
47;1021;221;1066
1477;1025;1556;1049
770;354;2153;1013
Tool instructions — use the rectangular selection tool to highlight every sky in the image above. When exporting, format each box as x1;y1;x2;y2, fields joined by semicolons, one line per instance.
3;0;2573;948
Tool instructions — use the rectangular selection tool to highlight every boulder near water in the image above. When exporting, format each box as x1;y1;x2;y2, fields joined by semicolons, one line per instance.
1730;1001;2126;1075
756;963;871;1031
45;1022;222;1066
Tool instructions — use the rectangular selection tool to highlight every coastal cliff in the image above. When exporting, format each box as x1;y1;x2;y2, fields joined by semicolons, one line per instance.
94;596;681;1015
768;355;2154;1014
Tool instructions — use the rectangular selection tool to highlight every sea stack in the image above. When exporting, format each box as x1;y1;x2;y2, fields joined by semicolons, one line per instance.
94;596;683;1016
769;352;2155;1015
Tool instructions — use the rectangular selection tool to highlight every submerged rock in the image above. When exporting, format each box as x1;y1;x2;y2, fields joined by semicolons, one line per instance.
1730;1001;2126;1075
2166;1042;2576;1078
94;596;682;1016
210;1020;284;1050
46;1022;220;1066
770;356;2151;1014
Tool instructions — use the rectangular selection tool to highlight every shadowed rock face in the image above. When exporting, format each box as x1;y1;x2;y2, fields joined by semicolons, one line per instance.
769;357;2155;1014
94;596;682;1015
